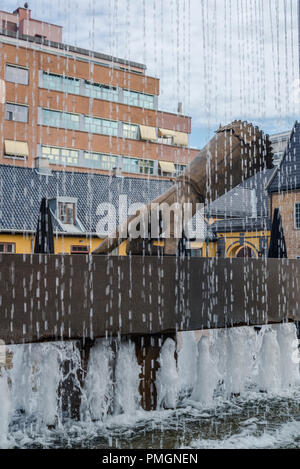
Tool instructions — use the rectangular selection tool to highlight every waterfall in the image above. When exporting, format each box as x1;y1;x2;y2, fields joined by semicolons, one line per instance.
257;328;281;392
0;369;11;448
81;339;114;422
178;331;197;393
191;336;218;404
156;338;179;409
276;323;300;389
224;327;256;396
114;341;141;414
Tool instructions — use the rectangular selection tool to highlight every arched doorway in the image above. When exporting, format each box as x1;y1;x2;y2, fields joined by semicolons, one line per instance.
236;246;254;258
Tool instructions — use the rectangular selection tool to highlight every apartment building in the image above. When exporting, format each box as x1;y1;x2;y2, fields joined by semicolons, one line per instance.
0;6;198;180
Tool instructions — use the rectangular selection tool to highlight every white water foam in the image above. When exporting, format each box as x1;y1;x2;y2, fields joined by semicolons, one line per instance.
156;338;179;409
178;332;197;392
0;323;299;448
81;339;114;422
191;336;218;405
0;368;11;448
114;341;141;415
257;328;281;392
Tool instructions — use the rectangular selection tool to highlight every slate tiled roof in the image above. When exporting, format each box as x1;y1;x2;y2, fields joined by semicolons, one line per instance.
206;169;274;219
0;163;275;237
0;165;172;233
268;122;300;193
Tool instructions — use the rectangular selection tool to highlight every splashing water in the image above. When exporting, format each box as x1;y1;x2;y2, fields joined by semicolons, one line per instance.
277;323;300;389
178;331;197;393
224;327;256;396
81;339;114;422
0;369;11;449
191;336;218;405
0;323;299;448
114;341;141;415
156;338;179;409
257;328;281;392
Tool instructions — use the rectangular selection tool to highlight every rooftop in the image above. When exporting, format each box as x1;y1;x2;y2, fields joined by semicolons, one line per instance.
267;122;300;193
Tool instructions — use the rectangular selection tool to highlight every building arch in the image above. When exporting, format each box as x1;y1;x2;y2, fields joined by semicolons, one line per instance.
226;240;259;258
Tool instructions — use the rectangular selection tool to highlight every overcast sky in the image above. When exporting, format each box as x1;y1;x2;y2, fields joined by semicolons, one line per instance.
2;0;300;148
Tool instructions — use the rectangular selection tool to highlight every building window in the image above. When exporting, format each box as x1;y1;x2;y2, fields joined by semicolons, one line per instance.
85;81;118;102
42;109;80;130
0;243;16;253
85;116;118;136
58;202;75;225
175;164;187;176
122;156;154;175
84;152;118;170
123;90;154;109
5;65;29;85
158;136;173;145
122;123;139;140
5;103;28;123
42;72;80;95
295;203;300;229
42;146;79;166
71;245;89;254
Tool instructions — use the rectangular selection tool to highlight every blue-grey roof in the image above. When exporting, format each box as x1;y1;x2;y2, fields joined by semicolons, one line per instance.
206;169;274;220
268;122;300;193
0;163;275;237
0;165;172;234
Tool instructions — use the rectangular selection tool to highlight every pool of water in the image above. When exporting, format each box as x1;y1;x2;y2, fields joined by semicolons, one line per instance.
6;389;300;449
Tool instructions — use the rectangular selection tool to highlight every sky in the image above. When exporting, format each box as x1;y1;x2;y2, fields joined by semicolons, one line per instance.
1;0;300;148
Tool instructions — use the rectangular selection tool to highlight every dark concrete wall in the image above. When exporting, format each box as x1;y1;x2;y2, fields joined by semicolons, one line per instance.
0;254;299;344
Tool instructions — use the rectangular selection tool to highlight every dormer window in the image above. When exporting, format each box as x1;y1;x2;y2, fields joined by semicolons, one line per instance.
58;202;75;225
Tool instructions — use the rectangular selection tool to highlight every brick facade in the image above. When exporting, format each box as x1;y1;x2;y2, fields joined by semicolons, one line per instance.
271;191;300;259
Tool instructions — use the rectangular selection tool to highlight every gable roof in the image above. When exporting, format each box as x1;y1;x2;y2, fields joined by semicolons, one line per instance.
267;122;300;193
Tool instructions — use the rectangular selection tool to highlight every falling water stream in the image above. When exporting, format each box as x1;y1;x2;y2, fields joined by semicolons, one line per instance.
1;323;300;449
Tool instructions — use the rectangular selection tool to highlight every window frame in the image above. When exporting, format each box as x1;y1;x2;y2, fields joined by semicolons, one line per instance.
5;64;29;85
70;245;90;254
42;145;79;166
295;203;300;230
42;71;80;95
0;242;16;253
42;108;80;131
58;201;76;225
122;123;139;140
5;102;29;123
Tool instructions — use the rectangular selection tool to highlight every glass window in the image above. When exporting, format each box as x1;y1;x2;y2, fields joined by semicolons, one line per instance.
175;164;187;176
123;123;139;139
84;152;118;170
71;245;89;254
0;243;15;253
5;65;29;85
122;157;154;175
85;81;118;102
42;72;80;95
158;136;173;145
295;203;300;229
42;145;79;166
5;103;28;123
58;202;75;225
123;90;154;109
85;116;118;136
42;109;80;130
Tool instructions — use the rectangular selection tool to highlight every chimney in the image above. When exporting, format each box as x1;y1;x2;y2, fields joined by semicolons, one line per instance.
177;102;183;114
